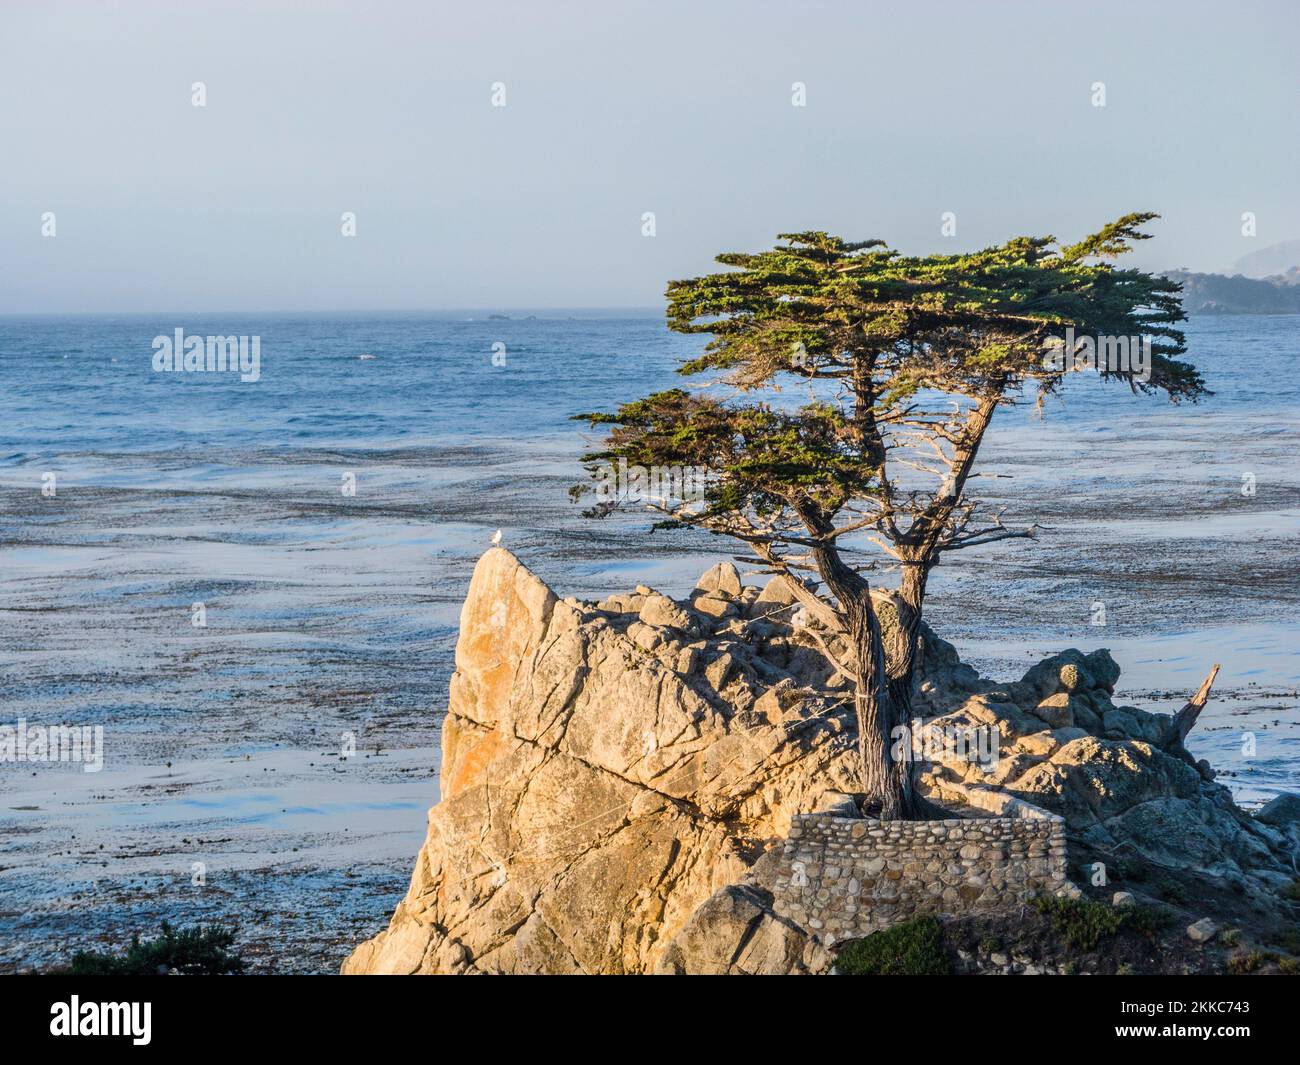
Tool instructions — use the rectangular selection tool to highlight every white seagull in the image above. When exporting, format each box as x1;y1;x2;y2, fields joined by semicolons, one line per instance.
490;529;503;545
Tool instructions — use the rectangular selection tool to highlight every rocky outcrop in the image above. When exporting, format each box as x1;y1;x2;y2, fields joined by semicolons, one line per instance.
343;550;876;974
343;550;1296;975
921;653;1298;895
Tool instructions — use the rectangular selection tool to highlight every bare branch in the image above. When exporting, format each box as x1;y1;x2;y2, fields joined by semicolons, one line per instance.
1162;664;1221;754
749;539;846;634
797;619;859;684
943;524;1042;551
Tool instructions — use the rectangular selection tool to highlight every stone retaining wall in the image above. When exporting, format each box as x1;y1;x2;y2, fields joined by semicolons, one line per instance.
770;810;1070;943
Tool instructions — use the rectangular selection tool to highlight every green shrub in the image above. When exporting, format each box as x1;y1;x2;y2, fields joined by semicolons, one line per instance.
1158;879;1189;905
1033;895;1173;951
835;916;951;975
1280;881;1300;902
60;922;245;976
1226;950;1277;975
1221;928;1242;948
1032;896;1125;951
1125;904;1176;939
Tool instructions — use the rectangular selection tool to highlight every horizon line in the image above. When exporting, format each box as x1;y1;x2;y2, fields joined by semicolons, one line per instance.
0;306;668;319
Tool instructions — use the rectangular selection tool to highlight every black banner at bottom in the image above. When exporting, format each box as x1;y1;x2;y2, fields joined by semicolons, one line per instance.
0;973;1284;1050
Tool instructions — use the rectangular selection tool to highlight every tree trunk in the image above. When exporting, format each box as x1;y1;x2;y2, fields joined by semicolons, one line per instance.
845;594;917;821
1162;664;1221;754
803;505;918;821
880;561;930;812
885;562;930;717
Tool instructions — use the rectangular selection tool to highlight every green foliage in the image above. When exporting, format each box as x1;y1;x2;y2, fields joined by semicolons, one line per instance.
1280;880;1300;901
1125;904;1176;939
1034;895;1173;952
834;916;951;975
1033;896;1126;950
573;389;876;520
59;922;245;976
661;216;1201;401
572;216;1205;541
1226;950;1278;975
1158;878;1189;905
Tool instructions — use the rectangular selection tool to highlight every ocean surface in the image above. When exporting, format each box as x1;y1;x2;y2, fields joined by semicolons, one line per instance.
1;310;1297;972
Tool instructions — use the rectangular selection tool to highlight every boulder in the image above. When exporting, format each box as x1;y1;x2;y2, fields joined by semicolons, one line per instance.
1007;736;1201;824
695;561;743;599
1102;705;1167;745
1032;692;1075;729
693;594;738;620
653;884;830;975
753;575;799;610
1255;792;1300;827
639;591;700;635
1020;648;1121;699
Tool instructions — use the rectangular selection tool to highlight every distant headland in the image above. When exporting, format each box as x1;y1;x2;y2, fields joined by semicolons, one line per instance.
1165;238;1300;314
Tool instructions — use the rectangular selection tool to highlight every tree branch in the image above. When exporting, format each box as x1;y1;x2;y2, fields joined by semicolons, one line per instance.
943;524;1041;551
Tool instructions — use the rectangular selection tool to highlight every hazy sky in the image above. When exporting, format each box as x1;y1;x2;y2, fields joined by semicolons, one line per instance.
1;0;1296;313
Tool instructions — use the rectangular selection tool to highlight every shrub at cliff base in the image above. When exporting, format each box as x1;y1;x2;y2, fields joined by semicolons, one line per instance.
835;916;951;975
1031;895;1172;951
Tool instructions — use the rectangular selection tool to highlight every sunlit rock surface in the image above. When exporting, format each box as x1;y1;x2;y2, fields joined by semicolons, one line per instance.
344;550;1295;974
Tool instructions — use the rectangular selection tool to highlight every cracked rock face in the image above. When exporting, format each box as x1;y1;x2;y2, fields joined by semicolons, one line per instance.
342;549;884;974
343;550;1295;975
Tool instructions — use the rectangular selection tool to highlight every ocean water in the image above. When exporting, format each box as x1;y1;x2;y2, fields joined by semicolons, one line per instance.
0;311;1297;971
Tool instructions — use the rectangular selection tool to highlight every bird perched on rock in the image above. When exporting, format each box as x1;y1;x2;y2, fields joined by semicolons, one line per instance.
490;529;503;545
